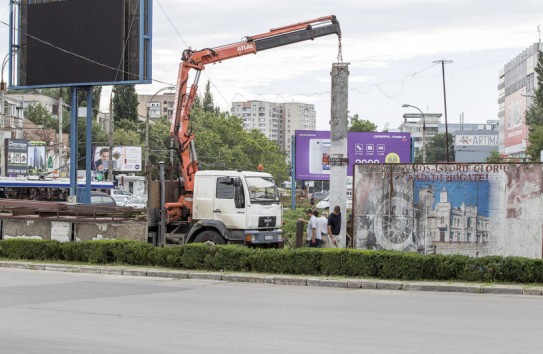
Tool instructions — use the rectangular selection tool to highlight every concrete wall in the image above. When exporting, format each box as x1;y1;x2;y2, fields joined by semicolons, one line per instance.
352;163;543;259
1;218;147;243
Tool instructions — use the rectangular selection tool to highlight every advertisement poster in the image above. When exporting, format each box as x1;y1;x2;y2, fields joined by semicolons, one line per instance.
27;141;47;175
295;130;411;180
503;89;528;155
92;146;142;172
5;139;28;176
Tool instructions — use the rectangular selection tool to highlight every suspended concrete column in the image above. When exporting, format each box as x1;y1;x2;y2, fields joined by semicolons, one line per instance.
329;63;350;248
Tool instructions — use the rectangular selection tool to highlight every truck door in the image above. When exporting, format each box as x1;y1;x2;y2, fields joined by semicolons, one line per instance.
213;176;246;229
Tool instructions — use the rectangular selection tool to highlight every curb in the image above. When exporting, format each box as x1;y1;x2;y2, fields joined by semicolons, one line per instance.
1;261;542;297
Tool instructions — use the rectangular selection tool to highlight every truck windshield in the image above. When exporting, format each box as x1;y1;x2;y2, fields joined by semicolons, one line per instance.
246;177;279;203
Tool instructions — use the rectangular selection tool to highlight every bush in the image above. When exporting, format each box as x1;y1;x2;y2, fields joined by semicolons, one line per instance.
151;246;185;268
209;245;253;272
109;240;154;266
0;239;62;261
1;239;543;284
180;243;215;269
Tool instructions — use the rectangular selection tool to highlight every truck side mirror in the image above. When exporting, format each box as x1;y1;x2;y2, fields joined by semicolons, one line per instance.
234;180;245;208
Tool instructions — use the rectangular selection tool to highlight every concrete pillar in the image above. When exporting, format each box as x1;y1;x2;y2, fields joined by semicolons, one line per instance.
329;63;349;248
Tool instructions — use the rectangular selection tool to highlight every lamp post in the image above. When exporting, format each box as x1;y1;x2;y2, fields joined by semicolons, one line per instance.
1;53;11;176
402;104;426;163
145;86;175;192
433;59;453;162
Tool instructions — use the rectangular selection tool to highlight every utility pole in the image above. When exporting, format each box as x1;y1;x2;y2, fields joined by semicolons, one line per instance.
434;59;453;162
109;91;114;182
0;82;4;176
1;53;9;176
329;62;350;248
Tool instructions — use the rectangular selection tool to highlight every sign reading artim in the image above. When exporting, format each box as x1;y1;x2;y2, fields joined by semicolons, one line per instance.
455;135;498;146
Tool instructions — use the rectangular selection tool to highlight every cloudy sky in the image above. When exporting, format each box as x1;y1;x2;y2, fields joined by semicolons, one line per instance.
1;0;542;131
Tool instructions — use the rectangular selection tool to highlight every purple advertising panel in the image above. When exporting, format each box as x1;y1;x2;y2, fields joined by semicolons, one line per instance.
295;131;330;181
348;132;411;173
295;130;411;180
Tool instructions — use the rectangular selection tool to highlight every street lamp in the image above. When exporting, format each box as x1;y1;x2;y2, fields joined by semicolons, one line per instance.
433;59;453;162
402;104;426;163
1;52;11;176
145;86;176;189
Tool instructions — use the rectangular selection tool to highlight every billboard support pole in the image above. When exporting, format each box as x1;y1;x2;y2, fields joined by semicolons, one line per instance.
81;87;93;204
291;135;296;210
68;88;78;203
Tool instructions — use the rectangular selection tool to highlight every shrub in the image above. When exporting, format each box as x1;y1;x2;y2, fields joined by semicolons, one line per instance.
0;239;62;261
283;248;322;275
109;240;154;266
209;245;253;272
150;246;185;268
180;243;215;269
1;239;543;284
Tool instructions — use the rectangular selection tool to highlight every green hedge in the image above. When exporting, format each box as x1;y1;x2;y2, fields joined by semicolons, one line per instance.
0;239;542;284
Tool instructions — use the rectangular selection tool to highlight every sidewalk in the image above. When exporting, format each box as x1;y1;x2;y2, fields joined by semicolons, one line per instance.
1;261;542;297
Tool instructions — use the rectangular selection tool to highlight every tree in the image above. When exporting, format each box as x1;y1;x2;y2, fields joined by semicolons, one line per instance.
486;150;505;163
348;114;377;132
147;117;171;165
526;50;543;160
25;103;56;129
418;133;455;163
202;80;214;113
525;50;543;131
527;126;543;161
189;108;288;183
112;85;139;122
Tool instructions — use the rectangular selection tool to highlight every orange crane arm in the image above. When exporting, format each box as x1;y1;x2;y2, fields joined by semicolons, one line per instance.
166;15;341;219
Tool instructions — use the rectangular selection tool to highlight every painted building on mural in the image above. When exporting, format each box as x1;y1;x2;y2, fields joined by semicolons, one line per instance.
418;185;490;245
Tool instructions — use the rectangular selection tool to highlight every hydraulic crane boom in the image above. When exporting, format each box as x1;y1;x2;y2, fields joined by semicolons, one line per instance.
166;16;341;220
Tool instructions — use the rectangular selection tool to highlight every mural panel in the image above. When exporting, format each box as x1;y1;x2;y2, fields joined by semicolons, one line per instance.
353;163;543;259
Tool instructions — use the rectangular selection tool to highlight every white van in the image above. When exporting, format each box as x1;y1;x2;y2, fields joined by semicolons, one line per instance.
110;188;132;206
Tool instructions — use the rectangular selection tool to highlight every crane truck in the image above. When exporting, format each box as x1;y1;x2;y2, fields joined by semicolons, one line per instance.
148;16;342;246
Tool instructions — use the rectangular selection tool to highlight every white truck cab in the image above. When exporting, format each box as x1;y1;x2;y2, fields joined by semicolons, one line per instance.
189;170;283;246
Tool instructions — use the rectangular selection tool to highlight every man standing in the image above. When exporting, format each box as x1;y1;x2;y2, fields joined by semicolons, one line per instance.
299;208;320;247
327;205;341;247
318;211;333;247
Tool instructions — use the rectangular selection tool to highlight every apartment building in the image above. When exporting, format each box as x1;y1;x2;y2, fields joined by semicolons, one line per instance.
499;42;541;158
137;92;176;123
283;102;317;159
231;100;316;159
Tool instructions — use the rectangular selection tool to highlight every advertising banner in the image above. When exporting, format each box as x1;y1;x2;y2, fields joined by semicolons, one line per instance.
503;89;528;155
5;139;29;176
92;146;142;172
295;130;411;180
27;141;47;175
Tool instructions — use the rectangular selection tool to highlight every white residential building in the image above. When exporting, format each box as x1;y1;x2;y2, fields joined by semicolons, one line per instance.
231;100;316;159
137;92;175;123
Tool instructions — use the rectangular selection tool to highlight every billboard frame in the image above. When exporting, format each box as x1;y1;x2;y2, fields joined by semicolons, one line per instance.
8;0;153;89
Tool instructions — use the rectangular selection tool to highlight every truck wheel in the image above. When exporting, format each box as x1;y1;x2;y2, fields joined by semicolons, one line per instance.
193;230;226;245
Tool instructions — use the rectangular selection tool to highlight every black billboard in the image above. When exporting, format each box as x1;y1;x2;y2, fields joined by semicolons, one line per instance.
12;0;151;88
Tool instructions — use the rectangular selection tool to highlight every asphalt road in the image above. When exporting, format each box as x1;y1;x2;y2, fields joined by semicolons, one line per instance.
0;268;541;354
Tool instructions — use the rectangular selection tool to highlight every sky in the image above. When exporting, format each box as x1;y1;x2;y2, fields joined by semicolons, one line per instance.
1;0;542;131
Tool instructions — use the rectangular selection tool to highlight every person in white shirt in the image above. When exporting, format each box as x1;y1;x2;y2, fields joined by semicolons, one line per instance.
317;211;333;247
298;208;321;247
